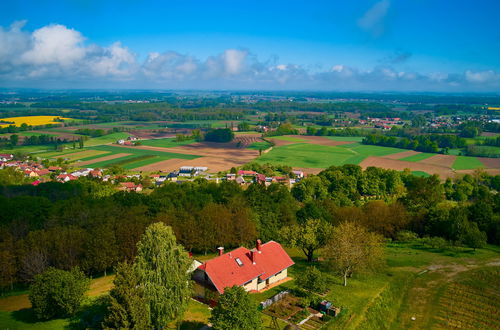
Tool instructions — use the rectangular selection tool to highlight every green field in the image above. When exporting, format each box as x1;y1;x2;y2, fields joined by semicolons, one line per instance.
400;152;435;162
270;136;306;142
411;171;431;177
85;145;199;169
247;141;272;150
452;156;485;170
256;142;408;168
83;132;131;147
139;138;196;148
325;136;365;142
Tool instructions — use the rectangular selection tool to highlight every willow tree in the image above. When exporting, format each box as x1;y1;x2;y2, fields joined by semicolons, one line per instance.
135;222;192;328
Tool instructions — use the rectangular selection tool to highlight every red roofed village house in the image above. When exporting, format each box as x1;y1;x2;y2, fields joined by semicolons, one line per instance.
192;240;294;300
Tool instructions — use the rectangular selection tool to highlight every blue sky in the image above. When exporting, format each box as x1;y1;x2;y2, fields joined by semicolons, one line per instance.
1;0;499;91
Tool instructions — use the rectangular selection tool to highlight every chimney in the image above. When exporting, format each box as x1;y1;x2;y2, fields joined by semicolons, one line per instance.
218;246;224;256
256;239;262;253
251;250;257;264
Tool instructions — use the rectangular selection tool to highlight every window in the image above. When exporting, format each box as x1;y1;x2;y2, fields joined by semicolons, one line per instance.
235;258;243;266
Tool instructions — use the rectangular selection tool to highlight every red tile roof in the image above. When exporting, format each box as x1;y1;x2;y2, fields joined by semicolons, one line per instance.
238;170;257;176
198;241;294;294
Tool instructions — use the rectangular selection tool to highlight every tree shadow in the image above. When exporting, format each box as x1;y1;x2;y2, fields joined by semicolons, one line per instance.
11;308;42;324
180;320;206;330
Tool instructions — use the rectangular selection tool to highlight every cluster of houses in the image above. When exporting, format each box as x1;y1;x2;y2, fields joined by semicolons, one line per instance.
156;167;305;187
116;136;139;146
358;117;404;130
227;169;304;187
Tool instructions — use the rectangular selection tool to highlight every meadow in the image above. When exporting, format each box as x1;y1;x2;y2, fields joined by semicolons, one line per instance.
452;156;486;170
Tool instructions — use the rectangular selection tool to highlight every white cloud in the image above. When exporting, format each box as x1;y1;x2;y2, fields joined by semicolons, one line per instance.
22;24;86;66
358;0;391;37
465;70;500;83
223;49;247;75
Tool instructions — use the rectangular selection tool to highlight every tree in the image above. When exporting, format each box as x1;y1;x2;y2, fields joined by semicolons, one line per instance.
296;266;328;294
462;221;487;250
78;136;84;149
9;134;18;146
29;267;89;320
204;128;234;142
135;222;192;328
325;222;384;286
291;176;328;203
210;285;262;330
103;262;150;330
82;223;118;276
281;219;332;262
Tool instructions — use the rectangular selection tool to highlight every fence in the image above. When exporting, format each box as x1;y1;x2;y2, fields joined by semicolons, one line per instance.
259;290;290;310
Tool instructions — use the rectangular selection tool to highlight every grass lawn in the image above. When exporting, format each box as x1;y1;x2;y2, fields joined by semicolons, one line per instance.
139;138;196;148
452;156;485;170
255;143;408;168
400;152;435;162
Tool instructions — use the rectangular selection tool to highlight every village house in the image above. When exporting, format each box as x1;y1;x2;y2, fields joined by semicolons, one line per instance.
192;240;294;300
119;182;143;192
0;154;13;162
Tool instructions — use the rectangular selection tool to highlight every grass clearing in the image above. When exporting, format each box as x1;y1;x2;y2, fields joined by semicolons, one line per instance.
411;171;430;177
452;156;485;170
83;132;131;147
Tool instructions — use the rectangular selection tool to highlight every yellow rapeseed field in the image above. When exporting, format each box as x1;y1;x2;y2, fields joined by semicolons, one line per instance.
0;116;72;128
488;107;500;110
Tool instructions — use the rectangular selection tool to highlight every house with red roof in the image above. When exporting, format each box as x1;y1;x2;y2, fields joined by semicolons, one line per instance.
192;240;294;300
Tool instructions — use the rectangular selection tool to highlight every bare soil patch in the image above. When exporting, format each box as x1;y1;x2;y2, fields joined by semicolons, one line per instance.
0;294;30;312
359;156;454;178
478;157;500;168
384;150;421;160
420;154;456;167
125;141;260;172
77;153;131;166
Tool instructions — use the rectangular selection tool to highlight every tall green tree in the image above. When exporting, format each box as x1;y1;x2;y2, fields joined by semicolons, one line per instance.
135;222;192;328
281;218;332;262
210;285;262;330
103;262;150;330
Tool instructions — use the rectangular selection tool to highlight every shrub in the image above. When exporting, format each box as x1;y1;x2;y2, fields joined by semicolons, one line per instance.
395;230;418;242
420;236;448;249
296;266;329;294
29;267;90;320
